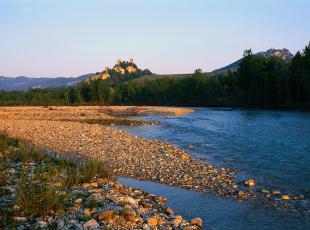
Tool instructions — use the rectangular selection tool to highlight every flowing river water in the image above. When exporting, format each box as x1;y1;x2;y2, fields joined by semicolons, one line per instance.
118;108;310;229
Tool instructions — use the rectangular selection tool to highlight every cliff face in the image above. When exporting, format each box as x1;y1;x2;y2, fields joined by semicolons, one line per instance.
258;48;294;61
84;59;152;84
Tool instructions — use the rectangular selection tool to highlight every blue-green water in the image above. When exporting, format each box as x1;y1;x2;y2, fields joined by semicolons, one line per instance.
118;108;310;229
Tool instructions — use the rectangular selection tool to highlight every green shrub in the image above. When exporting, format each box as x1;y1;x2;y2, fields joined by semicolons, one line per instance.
10;143;45;163
60;159;110;188
17;166;65;217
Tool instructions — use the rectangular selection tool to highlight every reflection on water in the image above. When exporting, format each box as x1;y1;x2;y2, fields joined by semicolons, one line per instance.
120;178;309;230
116;108;310;229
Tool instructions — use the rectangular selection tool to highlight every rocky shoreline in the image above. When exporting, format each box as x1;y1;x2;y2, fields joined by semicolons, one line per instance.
0;136;203;229
0;106;247;199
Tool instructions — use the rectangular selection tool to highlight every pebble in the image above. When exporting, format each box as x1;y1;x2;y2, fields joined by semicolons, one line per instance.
90;182;98;188
84;208;91;216
143;224;151;230
280;203;288;208
184;227;196;230
73;223;84;230
172;216;182;227
8;168;16;174
82;183;91;188
13;217;27;222
281;195;290;200
244;179;255;187
83;219;99;229
37;221;48;228
237;191;245;199
98;210;114;221
124;196;137;206
191;218;203;229
165;207;174;215
75;198;83;203
147;217;158;228
121;208;136;222
88;188;103;193
57;219;65;228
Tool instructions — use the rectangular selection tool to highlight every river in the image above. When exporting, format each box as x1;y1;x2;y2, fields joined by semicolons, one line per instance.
119;108;310;229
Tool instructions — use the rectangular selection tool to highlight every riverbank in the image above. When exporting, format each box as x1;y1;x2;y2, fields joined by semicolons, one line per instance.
0;133;202;229
0;106;247;199
1;106;307;206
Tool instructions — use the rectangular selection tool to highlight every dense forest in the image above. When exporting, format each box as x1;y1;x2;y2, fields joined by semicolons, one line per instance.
1;43;310;109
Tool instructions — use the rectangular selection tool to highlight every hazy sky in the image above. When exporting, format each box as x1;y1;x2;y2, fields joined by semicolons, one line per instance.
1;0;310;77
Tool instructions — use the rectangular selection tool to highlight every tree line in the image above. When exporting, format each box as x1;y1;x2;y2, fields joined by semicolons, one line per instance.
1;43;309;109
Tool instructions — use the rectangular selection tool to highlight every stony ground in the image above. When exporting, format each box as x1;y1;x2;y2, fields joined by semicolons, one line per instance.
0;139;203;229
0;106;244;199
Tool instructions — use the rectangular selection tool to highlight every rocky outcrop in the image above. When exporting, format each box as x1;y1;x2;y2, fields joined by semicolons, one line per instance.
258;48;294;61
83;59;152;84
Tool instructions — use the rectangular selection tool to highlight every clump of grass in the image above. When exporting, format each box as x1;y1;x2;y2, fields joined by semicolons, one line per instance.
0;131;43;163
17;166;65;217
0;174;6;186
0;208;14;229
75;160;110;182
0;132;9;149
10;143;45;163
58;158;110;188
0;132;111;221
0;131;19;152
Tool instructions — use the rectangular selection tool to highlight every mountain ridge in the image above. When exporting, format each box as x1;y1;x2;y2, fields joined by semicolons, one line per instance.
212;48;294;74
0;48;295;91
0;74;93;91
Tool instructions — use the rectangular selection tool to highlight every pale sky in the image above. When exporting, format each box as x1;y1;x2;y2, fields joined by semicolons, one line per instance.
1;0;310;77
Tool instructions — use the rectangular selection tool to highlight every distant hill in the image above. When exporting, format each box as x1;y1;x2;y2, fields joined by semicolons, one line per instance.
82;59;152;84
1;49;295;91
0;58;152;91
0;74;93;91
213;48;294;74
